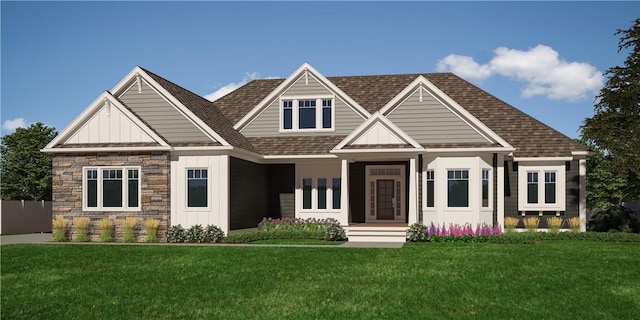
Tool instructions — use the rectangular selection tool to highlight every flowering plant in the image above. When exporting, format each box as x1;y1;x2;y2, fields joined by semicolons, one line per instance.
407;222;502;242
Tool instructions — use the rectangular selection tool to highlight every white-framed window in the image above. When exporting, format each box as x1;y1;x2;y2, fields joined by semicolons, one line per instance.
280;96;335;132
518;164;565;211
301;177;341;211
83;167;141;211
447;169;469;208
187;169;208;208
426;170;435;208
482;169;491;208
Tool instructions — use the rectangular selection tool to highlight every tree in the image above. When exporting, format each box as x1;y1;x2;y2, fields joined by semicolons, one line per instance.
581;19;640;177
1;123;57;201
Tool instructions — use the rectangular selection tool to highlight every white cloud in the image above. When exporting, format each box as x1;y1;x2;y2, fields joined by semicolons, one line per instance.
436;45;603;101
204;72;260;102
2;118;27;133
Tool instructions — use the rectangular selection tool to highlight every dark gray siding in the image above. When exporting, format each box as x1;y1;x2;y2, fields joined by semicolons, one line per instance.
229;157;268;230
267;164;295;218
119;80;212;143
503;160;580;228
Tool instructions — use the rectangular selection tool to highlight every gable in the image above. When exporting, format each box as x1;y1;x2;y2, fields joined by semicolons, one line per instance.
386;85;490;144
118;77;215;144
352;121;404;145
333;113;423;152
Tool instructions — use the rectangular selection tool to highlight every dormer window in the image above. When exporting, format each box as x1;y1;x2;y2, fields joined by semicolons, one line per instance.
281;97;334;132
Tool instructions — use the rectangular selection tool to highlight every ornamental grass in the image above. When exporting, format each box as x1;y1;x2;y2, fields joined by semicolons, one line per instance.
504;217;520;232
121;217;138;243
523;216;539;233
96;218;115;242
547;217;563;233
52;216;69;242
567;217;581;232
143;218;160;243
72;217;91;242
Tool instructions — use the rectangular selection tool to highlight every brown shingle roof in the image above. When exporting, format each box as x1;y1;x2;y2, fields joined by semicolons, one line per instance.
248;136;346;155
215;72;587;157
141;67;257;153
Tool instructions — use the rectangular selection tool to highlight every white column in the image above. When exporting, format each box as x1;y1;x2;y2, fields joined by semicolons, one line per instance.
579;159;587;232
340;159;349;226
497;154;505;228
408;156;418;225
220;155;230;235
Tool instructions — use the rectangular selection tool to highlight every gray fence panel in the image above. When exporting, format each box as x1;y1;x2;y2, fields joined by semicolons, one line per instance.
0;200;52;234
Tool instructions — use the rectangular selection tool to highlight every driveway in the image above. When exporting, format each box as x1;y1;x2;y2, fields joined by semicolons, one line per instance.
1;233;51;245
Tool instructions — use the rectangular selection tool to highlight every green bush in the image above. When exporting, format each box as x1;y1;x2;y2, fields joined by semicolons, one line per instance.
325;223;347;241
204;225;225;243
588;205;640;233
406;223;429;242
488;231;640;244
224;229;328;244
166;225;186;243
185;225;207;243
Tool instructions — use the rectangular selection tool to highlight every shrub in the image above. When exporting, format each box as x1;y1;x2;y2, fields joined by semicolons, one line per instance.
256;217;346;242
567;217;581;232
325;222;347;241
52;216;69;242
588;205;640;233
166;225;187;243
143;218;160;243
523;216;539;232
185;224;206;243
547;217;563;234
121;217;138;243
488;231;640;244
72;217;91;242
406;223;429;242
205;225;225;243
96;218;114;242
504;217;519;232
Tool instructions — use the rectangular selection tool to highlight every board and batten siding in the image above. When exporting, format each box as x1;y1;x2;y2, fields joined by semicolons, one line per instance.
119;80;213;143
65;102;156;144
387;88;488;144
241;74;364;137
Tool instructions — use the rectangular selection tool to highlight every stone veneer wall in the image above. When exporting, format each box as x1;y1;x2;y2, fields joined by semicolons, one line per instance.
52;152;170;242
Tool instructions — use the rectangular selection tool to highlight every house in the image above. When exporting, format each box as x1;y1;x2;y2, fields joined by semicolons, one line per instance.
43;63;590;242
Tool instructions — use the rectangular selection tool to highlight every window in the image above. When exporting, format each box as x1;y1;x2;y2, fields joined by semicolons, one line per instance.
187;169;208;208
447;170;469;207
282;100;293;130
426;170;435;208
318;178;327;209
281;97;334;131
482;169;490;208
518;164;565;211
332;178;341;209
84;167;140;211
302;178;312;209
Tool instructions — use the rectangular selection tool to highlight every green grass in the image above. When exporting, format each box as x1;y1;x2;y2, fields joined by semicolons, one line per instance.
2;242;639;319
249;239;344;245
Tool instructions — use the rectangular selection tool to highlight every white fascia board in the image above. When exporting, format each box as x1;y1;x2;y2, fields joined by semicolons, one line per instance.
43;91;169;151
262;154;338;160
171;146;234;152
571;150;592;158
381;75;513;149
331;148;425;154
234;62;371;131
513;156;573;162
111;66;230;147
43;146;171;153
333;112;423;150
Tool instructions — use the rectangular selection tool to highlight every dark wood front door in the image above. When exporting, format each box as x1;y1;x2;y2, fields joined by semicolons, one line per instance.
376;180;394;220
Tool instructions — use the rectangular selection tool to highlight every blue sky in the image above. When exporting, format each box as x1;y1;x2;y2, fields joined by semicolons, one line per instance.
1;1;638;139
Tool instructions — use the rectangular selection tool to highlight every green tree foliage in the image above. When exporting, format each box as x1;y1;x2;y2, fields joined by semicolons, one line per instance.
582;19;640;177
1;123;57;200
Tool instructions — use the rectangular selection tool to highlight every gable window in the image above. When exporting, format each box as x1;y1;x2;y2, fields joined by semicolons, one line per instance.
84;167;141;211
518;164;565;211
187;169;208;208
447;169;469;207
281;97;334;131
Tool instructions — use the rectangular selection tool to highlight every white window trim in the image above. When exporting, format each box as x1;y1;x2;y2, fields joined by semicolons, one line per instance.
300;177;341;212
185;167;211;211
481;168;493;210
82;166;141;211
518;164;566;211
446;168;471;210
279;95;335;133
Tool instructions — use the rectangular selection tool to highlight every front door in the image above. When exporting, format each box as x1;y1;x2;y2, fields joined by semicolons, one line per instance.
376;179;394;220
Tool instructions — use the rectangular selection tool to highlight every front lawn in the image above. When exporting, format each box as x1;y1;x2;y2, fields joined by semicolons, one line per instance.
2;241;638;319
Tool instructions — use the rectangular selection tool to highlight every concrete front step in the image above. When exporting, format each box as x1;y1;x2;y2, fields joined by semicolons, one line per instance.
346;226;408;243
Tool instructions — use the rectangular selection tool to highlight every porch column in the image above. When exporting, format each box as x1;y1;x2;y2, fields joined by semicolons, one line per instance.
579;159;587;232
408;156;418;225
497;153;505;228
340;159;349;226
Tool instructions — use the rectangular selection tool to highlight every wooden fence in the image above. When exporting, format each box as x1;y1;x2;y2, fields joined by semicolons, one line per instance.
0;200;52;234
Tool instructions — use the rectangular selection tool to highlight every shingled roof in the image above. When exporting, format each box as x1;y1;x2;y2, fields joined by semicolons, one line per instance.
214;73;588;157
